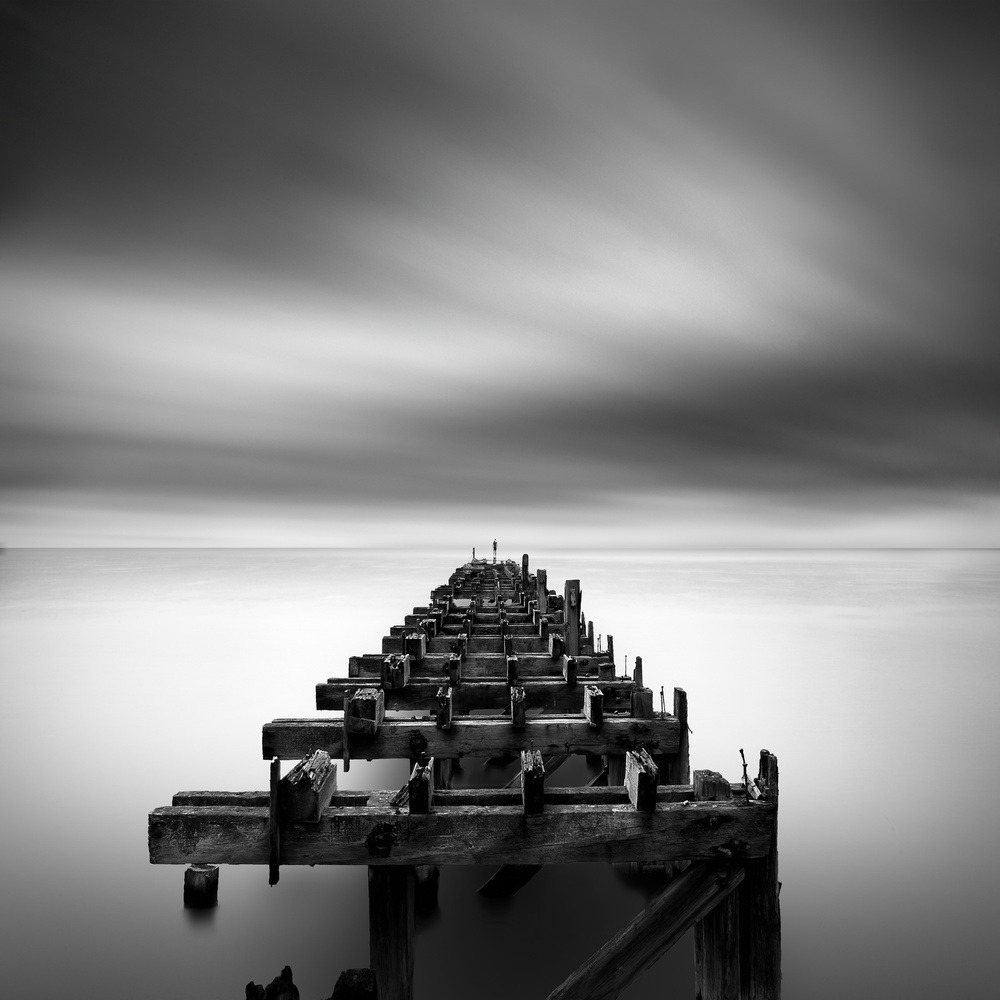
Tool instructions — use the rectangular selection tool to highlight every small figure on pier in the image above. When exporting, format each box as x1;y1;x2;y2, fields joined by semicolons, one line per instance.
493;538;497;563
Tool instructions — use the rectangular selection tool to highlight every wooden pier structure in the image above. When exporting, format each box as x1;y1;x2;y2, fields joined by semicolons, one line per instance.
149;554;780;999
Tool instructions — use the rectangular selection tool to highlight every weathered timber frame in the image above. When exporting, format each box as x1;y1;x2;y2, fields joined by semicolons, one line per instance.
149;554;780;1000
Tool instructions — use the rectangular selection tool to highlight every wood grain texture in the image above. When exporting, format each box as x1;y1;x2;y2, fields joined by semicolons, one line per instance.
149;798;775;867
369;865;414;1000
262;715;679;761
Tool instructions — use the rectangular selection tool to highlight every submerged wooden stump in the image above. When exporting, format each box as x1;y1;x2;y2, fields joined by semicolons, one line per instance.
183;864;218;908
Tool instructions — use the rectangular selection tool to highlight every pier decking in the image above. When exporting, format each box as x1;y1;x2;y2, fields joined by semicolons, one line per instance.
149;554;780;999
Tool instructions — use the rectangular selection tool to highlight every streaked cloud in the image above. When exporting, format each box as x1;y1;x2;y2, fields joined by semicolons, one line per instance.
2;2;997;545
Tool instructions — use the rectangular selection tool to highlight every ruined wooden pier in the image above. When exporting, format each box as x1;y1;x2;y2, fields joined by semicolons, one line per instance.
149;553;780;999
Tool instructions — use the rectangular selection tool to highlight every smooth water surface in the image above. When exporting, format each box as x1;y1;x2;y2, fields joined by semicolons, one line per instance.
1;548;997;998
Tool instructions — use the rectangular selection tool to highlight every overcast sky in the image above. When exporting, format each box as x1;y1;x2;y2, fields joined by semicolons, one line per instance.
2;2;998;547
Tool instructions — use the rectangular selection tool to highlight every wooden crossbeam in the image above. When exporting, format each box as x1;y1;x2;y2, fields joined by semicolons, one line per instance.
546;861;746;1000
350;653;608;679
262;715;679;761
318;679;635;713
149;798;775;867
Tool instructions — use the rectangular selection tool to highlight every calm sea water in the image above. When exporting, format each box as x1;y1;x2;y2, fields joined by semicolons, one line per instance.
1;547;997;999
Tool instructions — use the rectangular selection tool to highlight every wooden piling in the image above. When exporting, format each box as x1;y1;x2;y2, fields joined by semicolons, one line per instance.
738;751;781;999
583;685;603;729
435;686;452;730
520;749;545;815
348;688;385;736
564;579;582;655
510;685;526;729
183;864;218;908
624;748;658;812
408;758;434;814
279;749;338;823
694;770;740;999
268;756;280;885
663;687;690;785
536;569;548;614
368;865;415;1000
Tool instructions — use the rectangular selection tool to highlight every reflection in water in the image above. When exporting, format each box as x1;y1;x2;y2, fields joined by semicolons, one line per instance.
0;548;997;999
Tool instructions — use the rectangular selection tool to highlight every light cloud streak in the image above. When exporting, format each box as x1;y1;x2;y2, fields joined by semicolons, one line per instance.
2;2;998;546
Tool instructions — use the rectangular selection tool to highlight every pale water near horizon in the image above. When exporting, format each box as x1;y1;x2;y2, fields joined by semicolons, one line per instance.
1;547;997;999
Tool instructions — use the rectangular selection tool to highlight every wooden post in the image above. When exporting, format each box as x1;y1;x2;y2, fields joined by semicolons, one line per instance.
738;751;781;1000
268;757;280;885
607;634;614;663
536;569;548;614
694;769;739;999
506;654;519;686
663;687;690;785
408;758;434;814
539;616;550;639
511;685;527;729
564;579;581;655
631;685;654;719
522;553;529;587
448;653;461;687
368;865;415;1000
588;620;595;649
279;749;338;823
583;685;603;729
549;633;565;659
562;654;577;686
348;689;385;735
435;686;452;730
520;749;545;815
183;864;218;908
624;748;658;812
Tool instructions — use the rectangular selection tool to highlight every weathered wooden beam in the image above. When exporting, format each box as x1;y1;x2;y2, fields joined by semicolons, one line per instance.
583;685;603;729
435;686;452;730
562;654;577;685
546;861;745;1000
318;678;633;714
369;865;414;1000
348;689;384;735
625;748;659;812
381;654;410;690
279;749;338;823
149;798;775;867
631;686;654;719
520;749;545;815
263;715;680;761
695;767;739;1000
477;862;543;898
662;687;690;785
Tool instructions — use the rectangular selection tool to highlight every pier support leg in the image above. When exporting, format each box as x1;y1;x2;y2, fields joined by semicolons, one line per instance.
369;865;414;1000
183;864;218;908
695;770;740;999
738;751;781;1000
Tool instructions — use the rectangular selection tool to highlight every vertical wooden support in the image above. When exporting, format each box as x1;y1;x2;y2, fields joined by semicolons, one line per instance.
280;749;338;823
539;616;550;639
520;749;545;815
694;769;739;999
506;654;519;686
607;634;615;663
522;553;529;589
549;633;565;659
536;568;548;614
368;865;414;1000
510;685;527;728
598;659;615;681
448;653;461;686
564;579;581;655
404;633;426;661
408;758;434;814
625;749;658;812
348;689;385;735
583;685;603;729
382;654;410;690
268;757;280;885
183;864;219;908
435;686;452;730
562;654;578;686
588;620;595;648
432;756;454;790
631;685;654;718
738;751;781;1000
663;688;690;785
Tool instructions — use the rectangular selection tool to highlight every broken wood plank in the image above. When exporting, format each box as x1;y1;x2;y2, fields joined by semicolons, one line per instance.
262;715;680;761
583;685;603;729
408;759;433;815
625;748;659;812
149;798;775;867
520;749;545;815
348;688;384;735
279;749;338;823
546;861;745;1000
369;865;414;1000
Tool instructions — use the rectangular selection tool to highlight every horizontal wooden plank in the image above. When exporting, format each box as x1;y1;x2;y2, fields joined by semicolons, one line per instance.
149;798;775;866
348;653;609;679
170;784;719;810
262;715;680;761
317;679;636;713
